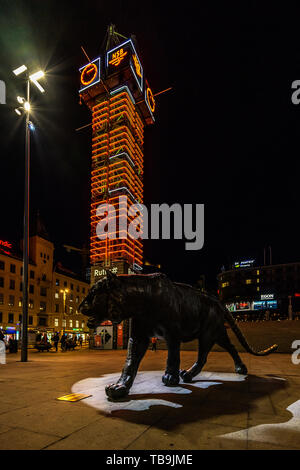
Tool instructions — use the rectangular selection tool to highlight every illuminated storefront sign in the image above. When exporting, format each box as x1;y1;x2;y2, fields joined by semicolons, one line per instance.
253;300;277;310
261;294;274;300
106;39;144;91
234;259;255;268
0;240;12;249
79;57;101;93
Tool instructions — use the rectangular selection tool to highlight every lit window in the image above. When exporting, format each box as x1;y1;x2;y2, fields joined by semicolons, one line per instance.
69;320;73;328
221;282;229;288
257;278;260;283
82;322;85;329
246;279;252;284
76;320;79;328
257;287;260;291
62;319;66;328
55;291;59;299
54;318;59;327
257;270;260;275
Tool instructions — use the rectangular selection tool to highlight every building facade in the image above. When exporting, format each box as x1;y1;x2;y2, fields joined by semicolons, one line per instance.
0;235;90;343
217;260;300;319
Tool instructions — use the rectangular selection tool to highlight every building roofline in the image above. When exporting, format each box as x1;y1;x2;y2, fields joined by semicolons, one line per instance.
217;261;300;279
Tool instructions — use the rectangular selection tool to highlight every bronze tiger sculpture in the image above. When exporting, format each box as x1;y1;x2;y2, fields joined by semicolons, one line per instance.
79;272;278;400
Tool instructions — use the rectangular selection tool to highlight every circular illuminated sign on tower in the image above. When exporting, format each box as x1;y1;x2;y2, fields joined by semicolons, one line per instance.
81;63;98;86
79;58;101;93
146;87;155;113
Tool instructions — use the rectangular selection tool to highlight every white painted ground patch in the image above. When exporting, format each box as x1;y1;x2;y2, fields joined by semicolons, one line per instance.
71;371;246;414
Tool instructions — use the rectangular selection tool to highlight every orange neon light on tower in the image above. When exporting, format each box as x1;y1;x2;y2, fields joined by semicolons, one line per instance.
79;26;155;276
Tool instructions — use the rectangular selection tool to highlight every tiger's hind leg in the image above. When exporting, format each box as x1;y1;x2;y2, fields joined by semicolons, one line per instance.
162;337;181;386
216;328;248;375
180;337;215;383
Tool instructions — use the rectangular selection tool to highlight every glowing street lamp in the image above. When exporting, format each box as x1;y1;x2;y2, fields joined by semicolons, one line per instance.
60;289;69;332
13;64;45;362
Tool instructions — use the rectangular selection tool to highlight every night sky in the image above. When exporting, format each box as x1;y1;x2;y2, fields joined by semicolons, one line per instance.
1;2;300;290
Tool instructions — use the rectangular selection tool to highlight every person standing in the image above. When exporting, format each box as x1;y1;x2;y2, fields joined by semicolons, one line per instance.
53;332;59;352
60;333;66;352
151;337;157;352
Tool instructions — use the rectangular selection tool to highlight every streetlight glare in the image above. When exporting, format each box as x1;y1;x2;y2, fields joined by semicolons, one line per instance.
15;108;22;116
24;101;30;112
13;64;27;76
17;96;25;104
29;71;45;93
29;70;44;81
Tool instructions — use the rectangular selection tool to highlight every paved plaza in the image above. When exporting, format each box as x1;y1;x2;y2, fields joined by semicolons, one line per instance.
0;347;300;450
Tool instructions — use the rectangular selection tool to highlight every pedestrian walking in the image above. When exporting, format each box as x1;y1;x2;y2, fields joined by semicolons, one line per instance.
79;335;83;348
151;337;157;352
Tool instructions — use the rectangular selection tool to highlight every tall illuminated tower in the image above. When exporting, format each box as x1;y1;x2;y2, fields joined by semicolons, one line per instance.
79;25;155;285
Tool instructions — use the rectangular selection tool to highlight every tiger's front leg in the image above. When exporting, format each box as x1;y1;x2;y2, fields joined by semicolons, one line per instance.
105;322;149;400
162;337;181;386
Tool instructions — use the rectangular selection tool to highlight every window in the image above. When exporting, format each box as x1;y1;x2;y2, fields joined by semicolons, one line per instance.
29;299;34;309
30;270;35;279
0;312;2;322
29;285;34;294
82;322;85;329
257;287;260;291
62;319;66;328
8;313;14;323
82;287;85;293
55;291;59;299
70;294;73;301
246;279;252;285
77;286;79;292
55;304;59;313
0;277;4;288
64;281;67;287
20;282;23;292
69;320;73;328
0;261;5;270
40;301;46;312
257;270;260;275
75;320;79;328
8;295;14;306
221;282;229;288
257;278;260;283
29;316;33;325
18;297;22;307
42;274;46;281
40;286;47;297
69;306;73;314
76;296;79;303
40;252;43;258
71;284;74;290
19;314;22;322
10;264;16;273
54;318;59;327
56;279;60;286
20;267;23;275
9;279;15;290
39;317;46;326
0;293;3;305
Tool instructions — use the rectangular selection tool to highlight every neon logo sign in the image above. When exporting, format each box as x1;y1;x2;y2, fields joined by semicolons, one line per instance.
79;57;101;93
109;48;127;67
132;54;142;78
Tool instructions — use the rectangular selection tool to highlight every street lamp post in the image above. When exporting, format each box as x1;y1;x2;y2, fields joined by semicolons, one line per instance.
13;65;45;362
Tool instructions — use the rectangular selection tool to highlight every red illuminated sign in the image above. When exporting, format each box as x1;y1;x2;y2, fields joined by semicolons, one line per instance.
0;240;12;249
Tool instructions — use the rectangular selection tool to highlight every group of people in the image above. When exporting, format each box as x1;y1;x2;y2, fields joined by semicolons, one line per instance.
0;331;18;353
35;332;83;352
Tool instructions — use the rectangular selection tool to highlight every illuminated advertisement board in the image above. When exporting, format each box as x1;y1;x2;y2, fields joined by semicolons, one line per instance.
234;259;255;268
79;57;101;93
253;300;277;310
106;39;143;92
